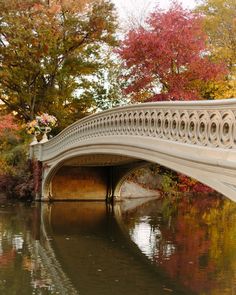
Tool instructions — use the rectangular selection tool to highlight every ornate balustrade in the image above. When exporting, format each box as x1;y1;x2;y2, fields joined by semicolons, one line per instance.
30;99;236;162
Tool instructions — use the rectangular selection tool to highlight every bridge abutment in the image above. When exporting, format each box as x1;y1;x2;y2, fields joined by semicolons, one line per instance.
49;166;109;201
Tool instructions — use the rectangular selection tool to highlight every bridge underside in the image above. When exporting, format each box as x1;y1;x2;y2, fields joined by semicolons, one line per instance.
47;154;144;201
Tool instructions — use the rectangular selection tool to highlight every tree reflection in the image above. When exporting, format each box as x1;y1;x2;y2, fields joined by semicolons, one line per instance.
121;193;236;294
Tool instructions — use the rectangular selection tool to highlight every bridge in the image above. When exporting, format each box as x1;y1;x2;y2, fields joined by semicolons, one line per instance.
30;99;236;202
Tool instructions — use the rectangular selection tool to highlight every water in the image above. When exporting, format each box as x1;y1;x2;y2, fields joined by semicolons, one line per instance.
0;193;236;294
120;194;236;295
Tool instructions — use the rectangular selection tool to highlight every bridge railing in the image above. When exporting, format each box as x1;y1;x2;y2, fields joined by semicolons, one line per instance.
30;99;236;162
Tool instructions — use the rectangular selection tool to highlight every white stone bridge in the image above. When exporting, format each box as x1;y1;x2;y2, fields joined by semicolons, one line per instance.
30;99;236;202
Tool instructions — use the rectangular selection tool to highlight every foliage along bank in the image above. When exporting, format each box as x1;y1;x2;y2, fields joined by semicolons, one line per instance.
0;0;235;199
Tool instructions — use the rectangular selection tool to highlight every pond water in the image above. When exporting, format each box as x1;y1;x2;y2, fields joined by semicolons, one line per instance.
0;193;236;294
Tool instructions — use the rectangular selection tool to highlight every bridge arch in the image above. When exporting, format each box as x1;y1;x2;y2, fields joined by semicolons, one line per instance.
30;99;236;202
41;141;236;202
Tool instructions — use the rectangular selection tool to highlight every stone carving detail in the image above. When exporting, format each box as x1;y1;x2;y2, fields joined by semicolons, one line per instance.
31;100;236;161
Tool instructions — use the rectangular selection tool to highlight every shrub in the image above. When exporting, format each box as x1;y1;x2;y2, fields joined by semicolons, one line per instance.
0;114;34;200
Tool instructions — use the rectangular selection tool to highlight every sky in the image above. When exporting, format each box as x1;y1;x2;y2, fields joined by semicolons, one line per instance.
112;0;199;27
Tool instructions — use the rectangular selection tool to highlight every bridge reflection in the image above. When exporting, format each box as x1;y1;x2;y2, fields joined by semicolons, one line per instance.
41;201;191;295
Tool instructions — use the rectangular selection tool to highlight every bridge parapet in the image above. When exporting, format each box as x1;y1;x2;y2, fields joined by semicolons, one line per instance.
31;99;236;162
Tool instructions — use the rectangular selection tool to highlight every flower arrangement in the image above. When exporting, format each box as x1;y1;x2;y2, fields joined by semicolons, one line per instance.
27;113;57;135
27;113;57;144
35;113;57;129
27;120;40;135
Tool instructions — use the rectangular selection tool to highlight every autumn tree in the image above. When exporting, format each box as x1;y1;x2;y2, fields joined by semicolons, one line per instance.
0;0;118;129
117;3;226;102
196;0;236;99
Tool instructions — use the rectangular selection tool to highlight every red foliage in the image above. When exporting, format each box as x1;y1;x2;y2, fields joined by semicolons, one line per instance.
150;195;224;293
118;3;227;101
177;174;214;193
0;173;34;199
0;114;19;136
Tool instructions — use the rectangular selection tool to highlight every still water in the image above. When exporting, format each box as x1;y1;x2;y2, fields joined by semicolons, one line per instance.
0;193;236;295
